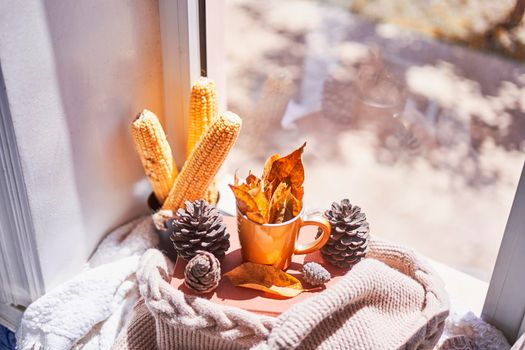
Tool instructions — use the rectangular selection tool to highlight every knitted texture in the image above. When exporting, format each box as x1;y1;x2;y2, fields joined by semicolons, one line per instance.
135;248;273;347
110;299;157;350
113;238;449;350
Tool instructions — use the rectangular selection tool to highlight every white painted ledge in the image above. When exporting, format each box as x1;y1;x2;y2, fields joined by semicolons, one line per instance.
428;258;488;316
0;303;22;332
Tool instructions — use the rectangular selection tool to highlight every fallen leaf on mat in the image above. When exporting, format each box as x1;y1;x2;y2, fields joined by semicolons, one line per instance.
225;262;304;298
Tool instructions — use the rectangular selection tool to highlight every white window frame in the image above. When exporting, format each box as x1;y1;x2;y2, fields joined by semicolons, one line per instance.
0;64;44;331
482;162;525;344
158;0;226;165
158;0;201;166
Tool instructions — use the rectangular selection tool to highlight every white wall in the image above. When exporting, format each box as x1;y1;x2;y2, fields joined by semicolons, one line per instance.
0;0;164;291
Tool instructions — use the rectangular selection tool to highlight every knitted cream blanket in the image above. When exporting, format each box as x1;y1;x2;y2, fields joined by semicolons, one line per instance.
113;238;449;350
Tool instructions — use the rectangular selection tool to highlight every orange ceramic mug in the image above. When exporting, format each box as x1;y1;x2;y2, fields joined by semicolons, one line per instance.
237;208;331;270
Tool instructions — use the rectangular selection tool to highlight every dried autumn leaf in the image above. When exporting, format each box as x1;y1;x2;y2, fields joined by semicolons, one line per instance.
246;178;261;195
247;187;258;198
253;190;269;220
269;182;291;223
262;153;280;185
246;211;265;225
284;191;301;221
230;143;306;224
289;160;305;201
245;173;261;188
229;185;259;215
266;142;306;186
263;179;278;202
292;186;304;204
225;262;304;298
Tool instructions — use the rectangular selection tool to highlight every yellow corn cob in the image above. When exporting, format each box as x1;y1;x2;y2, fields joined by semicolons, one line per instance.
187;78;220;203
163;111;241;211
131;109;178;203
186;77;218;158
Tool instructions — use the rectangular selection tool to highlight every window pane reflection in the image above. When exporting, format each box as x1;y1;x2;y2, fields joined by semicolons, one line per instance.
222;0;525;280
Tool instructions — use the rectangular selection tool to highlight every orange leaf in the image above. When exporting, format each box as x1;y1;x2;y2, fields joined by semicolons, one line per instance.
225;262;304;298
291;186;304;204
263;179;278;202
284;191;301;221
230;143;306;224
245;173;261;188
262;153;280;185
253;190;269;220
229;185;259;215
246;211;265;225
269;182;291;223
289;160;305;201
266;142;306;185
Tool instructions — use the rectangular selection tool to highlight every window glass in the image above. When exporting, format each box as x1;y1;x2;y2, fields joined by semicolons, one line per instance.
222;0;525;280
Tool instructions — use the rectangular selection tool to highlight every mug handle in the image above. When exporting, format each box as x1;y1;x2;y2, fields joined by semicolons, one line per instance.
294;213;331;255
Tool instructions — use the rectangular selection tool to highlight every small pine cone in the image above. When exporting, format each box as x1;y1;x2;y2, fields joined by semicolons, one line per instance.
303;262;331;286
320;199;370;269
169;199;230;260
184;251;221;294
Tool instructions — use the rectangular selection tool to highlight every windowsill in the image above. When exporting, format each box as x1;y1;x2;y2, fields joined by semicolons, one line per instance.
217;178;489;316
428;258;488;316
0;303;22;332
1;182;489;332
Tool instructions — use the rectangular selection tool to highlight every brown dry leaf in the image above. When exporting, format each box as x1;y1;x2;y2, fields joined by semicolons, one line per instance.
263;179;277;202
284;192;301;221
262;153;281;185
289;160;305;201
253;190;269;220
246;173;260;188
225;262;304;298
246;211;265;224
229;185;259;215
292;186;304;204
230;143;306;224
269;182;291;223
266;142;306;185
247;174;269;220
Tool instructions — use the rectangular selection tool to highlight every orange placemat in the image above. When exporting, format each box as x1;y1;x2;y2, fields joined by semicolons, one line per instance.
170;216;347;316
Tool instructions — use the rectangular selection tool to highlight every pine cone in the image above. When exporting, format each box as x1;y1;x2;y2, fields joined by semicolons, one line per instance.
302;262;331;286
184;251;221;294
168;199;230;260
320;199;369;268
